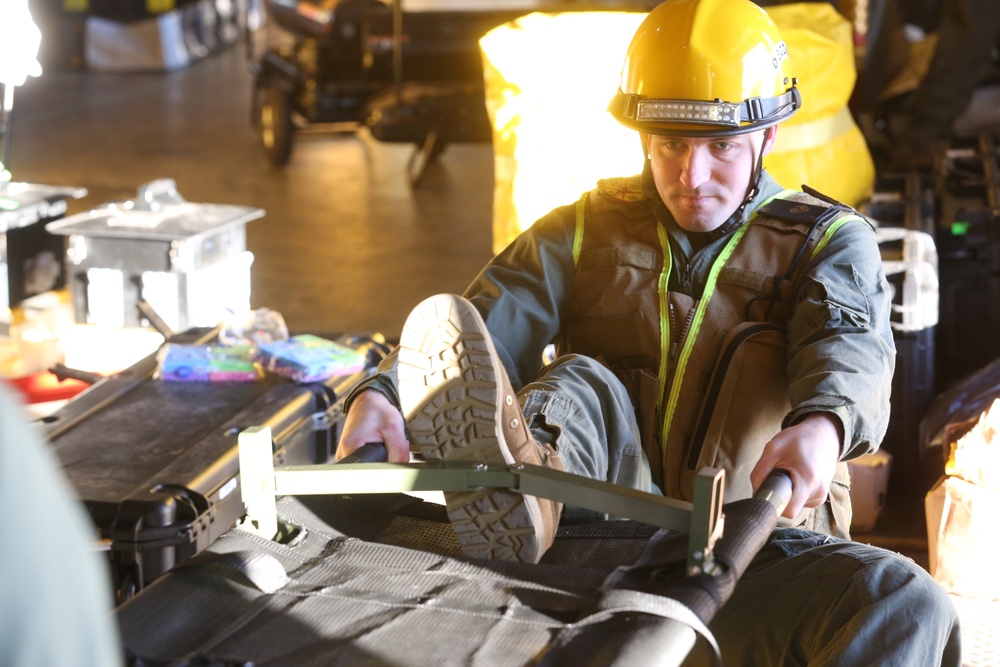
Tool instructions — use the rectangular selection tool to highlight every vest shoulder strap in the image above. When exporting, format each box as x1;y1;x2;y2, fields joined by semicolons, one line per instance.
758;188;872;230
757;197;839;225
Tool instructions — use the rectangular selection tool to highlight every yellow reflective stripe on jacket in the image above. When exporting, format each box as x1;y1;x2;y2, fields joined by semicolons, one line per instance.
659;188;798;450
572;194;586;267
811;213;865;259
656;223;673;408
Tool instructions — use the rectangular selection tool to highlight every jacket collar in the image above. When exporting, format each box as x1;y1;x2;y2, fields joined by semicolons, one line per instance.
642;164;786;239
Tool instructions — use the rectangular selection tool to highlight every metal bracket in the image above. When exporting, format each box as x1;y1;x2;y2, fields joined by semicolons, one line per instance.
238;426;726;574
238;426;277;540
688;467;725;576
310;411;332;431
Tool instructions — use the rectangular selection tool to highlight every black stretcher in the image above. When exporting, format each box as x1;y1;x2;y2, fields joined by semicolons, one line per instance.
116;438;792;666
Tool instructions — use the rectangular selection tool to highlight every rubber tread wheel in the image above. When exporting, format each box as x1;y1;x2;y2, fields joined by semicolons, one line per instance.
259;84;294;166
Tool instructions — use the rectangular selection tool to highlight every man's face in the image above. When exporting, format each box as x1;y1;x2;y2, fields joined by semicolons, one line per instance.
645;129;775;233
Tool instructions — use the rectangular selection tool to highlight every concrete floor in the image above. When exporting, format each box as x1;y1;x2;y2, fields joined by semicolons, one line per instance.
10;44;496;339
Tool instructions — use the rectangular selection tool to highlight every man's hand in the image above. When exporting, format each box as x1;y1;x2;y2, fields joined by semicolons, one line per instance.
749;412;842;520
335;390;411;463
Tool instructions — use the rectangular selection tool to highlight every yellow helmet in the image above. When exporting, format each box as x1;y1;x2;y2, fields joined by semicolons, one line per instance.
608;0;800;136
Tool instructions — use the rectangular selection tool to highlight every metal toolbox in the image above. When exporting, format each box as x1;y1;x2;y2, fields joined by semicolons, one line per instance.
45;179;263;332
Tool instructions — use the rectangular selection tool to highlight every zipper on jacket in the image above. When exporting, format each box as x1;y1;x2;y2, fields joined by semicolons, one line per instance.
671;306;697;363
686;322;783;470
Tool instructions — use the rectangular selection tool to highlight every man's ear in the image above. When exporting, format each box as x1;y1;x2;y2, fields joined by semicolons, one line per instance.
761;126;779;156
640;132;650;158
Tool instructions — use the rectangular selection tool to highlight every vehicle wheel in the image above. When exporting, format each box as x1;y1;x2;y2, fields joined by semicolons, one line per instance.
258;84;294;166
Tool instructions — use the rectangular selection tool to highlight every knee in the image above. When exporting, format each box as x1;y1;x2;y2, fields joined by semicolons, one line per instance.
905;565;960;628
536;353;626;388
541;353;611;376
896;565;963;663
859;549;961;644
880;555;955;614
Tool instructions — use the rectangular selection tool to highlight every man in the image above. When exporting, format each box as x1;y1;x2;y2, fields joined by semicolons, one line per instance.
338;0;961;663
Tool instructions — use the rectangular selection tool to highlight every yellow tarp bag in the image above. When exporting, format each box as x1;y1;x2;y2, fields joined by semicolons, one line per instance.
480;4;873;254
763;3;875;208
480;12;646;254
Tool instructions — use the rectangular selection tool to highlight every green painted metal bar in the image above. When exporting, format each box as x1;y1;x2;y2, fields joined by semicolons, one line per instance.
240;426;726;574
271;460;721;535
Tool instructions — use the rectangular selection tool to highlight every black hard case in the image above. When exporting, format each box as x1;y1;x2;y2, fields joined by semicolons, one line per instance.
45;329;377;601
936;230;1000;392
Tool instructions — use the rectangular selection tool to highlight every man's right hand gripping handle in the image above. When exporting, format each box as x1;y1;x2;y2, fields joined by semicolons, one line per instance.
335;389;411;463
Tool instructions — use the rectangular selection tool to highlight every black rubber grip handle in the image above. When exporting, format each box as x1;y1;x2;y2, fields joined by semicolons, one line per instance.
754;469;793;515
338;441;389;464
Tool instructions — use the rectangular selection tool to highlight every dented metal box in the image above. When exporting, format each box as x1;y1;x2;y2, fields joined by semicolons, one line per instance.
46;179;263;332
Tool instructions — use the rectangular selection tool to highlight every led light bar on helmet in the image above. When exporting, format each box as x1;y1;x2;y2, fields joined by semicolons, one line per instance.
635;99;742;127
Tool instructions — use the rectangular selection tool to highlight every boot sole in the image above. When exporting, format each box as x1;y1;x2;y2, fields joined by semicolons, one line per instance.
398;294;545;563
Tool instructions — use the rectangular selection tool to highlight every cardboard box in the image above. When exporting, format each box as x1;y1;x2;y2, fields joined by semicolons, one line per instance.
82;0;249;72
925;475;1000;599
847;449;893;532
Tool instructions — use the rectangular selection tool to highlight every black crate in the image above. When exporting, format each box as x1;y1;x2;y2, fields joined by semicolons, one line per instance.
936;255;1000;392
884;327;937;494
863;171;936;236
929;134;1000;391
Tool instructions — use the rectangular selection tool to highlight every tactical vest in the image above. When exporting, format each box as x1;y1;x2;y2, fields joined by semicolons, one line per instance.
553;175;866;536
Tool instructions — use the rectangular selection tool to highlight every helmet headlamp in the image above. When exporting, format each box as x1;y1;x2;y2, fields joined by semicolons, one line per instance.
615;86;801;133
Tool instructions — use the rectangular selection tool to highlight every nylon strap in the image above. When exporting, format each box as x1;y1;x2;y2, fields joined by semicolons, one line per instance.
586;588;723;667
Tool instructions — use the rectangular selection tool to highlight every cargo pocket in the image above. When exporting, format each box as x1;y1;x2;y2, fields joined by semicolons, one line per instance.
677;322;791;503
562;311;654;368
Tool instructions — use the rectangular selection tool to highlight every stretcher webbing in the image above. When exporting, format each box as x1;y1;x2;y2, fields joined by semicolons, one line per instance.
117;494;750;667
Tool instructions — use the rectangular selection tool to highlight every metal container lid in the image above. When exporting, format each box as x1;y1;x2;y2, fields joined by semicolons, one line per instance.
0;181;88;233
46;179;264;241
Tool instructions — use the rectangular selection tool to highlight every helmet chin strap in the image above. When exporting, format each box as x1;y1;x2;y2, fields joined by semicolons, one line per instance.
736;126;772;215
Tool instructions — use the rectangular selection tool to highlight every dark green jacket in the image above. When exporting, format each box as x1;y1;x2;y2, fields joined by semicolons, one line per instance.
353;170;895;494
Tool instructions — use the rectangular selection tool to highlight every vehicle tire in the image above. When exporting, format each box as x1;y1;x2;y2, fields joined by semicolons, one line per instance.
258;84;294;166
